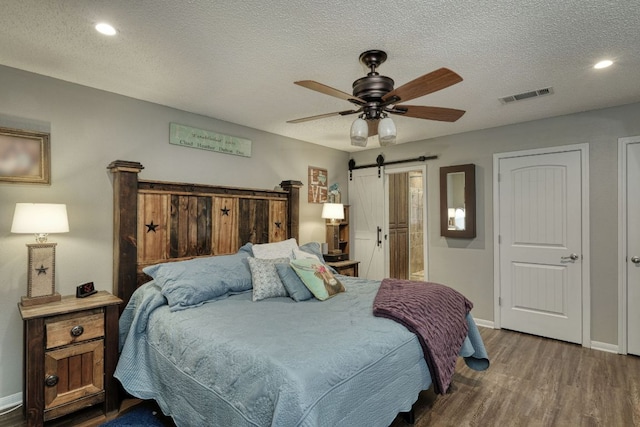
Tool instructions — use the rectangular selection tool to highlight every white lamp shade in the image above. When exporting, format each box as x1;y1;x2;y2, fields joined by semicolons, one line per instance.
350;118;368;147
11;203;69;234
321;203;345;221
378;117;397;146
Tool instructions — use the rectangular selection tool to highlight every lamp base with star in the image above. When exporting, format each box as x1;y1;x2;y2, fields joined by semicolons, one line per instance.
21;243;61;307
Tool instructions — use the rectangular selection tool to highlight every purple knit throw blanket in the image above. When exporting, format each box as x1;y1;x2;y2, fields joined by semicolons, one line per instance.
373;279;473;394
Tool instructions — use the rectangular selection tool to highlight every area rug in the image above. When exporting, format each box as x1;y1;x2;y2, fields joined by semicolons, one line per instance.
99;401;172;427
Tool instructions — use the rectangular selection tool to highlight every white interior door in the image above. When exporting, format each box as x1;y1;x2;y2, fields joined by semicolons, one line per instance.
497;148;585;344
623;139;640;355
348;168;385;280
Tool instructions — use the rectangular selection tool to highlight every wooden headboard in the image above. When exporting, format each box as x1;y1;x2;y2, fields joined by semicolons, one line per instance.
108;160;303;306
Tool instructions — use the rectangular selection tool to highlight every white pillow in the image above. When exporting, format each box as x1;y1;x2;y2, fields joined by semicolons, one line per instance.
293;247;321;262
252;238;298;259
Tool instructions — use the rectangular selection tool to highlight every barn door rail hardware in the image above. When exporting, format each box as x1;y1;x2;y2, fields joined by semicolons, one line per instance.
348;154;438;179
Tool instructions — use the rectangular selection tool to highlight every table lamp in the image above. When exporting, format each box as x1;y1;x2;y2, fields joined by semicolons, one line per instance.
11;203;69;306
322;203;344;254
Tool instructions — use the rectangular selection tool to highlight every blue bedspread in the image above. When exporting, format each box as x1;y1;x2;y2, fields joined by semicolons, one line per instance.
115;276;488;427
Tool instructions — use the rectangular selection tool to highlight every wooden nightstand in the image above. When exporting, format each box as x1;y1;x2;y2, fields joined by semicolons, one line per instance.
18;291;122;426
326;260;360;277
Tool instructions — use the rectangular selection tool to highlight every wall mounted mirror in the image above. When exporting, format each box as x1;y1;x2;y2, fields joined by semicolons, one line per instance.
440;163;476;238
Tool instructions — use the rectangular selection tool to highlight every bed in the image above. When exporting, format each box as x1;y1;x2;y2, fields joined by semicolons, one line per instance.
108;160;488;427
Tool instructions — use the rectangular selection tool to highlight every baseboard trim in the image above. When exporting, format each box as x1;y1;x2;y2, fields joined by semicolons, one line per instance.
469;321;620;354
473;318;495;329
590;341;619;354
0;392;21;412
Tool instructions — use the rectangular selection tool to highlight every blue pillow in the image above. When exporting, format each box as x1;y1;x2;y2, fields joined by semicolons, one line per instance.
143;243;254;311
298;242;323;260
275;263;313;301
297;241;339;274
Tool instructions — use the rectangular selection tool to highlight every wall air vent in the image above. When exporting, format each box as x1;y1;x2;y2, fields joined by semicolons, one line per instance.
499;87;554;104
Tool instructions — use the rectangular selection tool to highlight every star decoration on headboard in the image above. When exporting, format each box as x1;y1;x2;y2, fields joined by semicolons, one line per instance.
35;265;49;275
145;221;159;233
274;221;282;229
221;206;230;216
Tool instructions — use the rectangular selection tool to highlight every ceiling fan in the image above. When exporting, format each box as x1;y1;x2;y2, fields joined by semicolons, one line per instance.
287;50;465;147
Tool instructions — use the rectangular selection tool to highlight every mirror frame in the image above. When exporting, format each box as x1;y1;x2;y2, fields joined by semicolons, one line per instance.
440;163;476;238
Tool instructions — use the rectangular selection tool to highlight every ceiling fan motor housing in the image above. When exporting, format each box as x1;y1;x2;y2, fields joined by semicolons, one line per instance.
352;74;394;120
352;75;394;101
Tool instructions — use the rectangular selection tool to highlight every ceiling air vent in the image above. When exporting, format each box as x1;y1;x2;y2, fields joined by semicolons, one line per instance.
499;87;554;104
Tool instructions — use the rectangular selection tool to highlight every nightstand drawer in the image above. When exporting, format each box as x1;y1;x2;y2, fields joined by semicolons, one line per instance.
45;309;104;349
324;252;348;262
338;265;357;276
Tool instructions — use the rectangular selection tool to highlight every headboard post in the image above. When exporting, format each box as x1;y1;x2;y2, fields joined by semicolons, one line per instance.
107;160;144;305
280;180;303;242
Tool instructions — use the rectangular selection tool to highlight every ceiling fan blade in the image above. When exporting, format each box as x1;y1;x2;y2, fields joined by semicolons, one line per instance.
382;68;463;104
393;105;466;122
367;119;379;137
294;80;365;104
287;109;360;124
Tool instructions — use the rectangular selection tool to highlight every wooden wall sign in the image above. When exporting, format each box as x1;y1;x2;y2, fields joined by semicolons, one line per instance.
308;166;328;204
169;123;252;158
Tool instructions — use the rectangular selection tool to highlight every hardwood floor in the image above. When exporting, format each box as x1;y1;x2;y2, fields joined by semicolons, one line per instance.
391;327;640;426
2;327;639;426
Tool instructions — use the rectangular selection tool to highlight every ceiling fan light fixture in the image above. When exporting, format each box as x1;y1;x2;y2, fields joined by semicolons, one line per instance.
350;117;368;146
378;116;397;146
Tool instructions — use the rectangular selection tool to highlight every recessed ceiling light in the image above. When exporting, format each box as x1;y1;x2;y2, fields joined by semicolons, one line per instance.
594;60;613;69
95;23;117;36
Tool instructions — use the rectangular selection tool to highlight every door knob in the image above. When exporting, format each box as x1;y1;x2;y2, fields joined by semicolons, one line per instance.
561;253;579;261
631;256;640;264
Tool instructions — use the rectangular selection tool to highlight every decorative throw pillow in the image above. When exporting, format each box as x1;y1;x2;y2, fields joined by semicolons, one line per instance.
248;257;290;301
290;258;345;301
275;263;313;302
251;238;298;259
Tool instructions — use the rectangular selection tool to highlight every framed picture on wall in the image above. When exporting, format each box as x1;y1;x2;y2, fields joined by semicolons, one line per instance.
308;166;328;203
0;127;51;184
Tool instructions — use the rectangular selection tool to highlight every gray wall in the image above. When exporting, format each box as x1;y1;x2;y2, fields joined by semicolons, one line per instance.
350;101;640;347
3;60;637;406
0;65;349;404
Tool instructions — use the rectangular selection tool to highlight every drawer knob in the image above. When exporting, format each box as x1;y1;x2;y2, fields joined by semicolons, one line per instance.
45;375;59;387
70;325;84;337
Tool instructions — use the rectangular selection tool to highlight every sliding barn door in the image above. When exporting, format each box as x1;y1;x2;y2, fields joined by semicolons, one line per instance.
349;168;385;280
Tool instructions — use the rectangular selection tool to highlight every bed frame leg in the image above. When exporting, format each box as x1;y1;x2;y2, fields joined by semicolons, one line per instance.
401;407;416;425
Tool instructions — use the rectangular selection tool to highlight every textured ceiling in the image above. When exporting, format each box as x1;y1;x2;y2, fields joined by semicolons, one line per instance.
1;1;640;152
